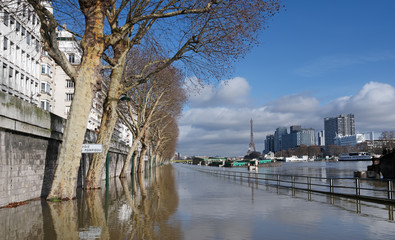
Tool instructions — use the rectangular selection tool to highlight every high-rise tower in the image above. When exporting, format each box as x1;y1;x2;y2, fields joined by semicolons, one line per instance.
324;114;355;148
247;119;256;154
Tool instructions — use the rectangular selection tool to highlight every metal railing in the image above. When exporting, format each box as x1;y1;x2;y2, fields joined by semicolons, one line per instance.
192;166;395;204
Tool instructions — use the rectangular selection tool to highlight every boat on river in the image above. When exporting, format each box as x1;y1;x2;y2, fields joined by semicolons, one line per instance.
338;152;372;161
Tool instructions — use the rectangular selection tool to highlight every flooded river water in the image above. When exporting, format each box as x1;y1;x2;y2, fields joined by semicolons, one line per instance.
1;162;395;239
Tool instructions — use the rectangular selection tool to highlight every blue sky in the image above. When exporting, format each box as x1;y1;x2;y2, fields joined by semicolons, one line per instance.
177;0;395;157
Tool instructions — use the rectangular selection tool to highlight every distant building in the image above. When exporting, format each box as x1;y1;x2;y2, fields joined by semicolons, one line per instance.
324;114;355;148
282;125;315;150
334;133;365;146
264;134;274;153
274;127;287;152
317;130;325;146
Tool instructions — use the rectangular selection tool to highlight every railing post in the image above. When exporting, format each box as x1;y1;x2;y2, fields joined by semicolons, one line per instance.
277;174;280;186
292;176;295;189
329;178;334;193
307;177;311;191
388;180;393;200
355;178;360;196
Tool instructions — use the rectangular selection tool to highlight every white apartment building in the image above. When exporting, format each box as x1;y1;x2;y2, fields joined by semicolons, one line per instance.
0;1;41;105
54;28;132;145
1;1;132;146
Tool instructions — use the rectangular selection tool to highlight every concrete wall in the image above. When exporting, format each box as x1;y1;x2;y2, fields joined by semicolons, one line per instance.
0;92;130;207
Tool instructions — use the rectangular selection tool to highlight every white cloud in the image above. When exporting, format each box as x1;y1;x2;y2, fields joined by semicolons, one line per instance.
322;81;395;131
177;80;395;157
184;77;250;108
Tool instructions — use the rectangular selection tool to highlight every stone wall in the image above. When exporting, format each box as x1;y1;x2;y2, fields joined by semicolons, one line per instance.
0;92;130;207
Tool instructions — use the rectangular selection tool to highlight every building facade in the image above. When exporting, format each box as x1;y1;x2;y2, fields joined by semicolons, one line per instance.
334;133;365;147
282;125;315;150
324;114;355;148
0;1;41;105
317;130;325;146
274;127;287;152
1;1;132;146
264;134;275;153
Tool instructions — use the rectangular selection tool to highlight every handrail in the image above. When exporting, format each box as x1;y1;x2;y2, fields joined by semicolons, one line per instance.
189;166;395;204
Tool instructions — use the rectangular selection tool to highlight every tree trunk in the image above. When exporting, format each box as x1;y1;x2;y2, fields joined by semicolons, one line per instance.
46;2;106;200
85;97;118;189
85;61;125;189
138;144;148;173
47;75;96;200
119;140;140;178
132;150;138;176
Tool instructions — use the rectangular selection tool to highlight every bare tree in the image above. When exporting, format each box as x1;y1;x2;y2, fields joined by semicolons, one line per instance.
380;131;395;149
117;65;185;175
25;0;281;199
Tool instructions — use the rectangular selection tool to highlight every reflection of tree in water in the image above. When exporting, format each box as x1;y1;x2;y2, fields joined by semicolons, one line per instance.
121;164;181;239
44;165;180;239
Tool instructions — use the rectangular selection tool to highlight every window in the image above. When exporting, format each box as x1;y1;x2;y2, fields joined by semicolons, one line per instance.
66;93;73;101
10;16;15;25
40;100;51;111
22;27;25;36
22;5;26;17
3;37;8;50
66;79;74;88
65;106;70;115
16;22;20;32
2;64;7;83
35;39;39;52
68;53;75;63
41;64;51;75
32;15;35;25
3;11;9;26
26;32;30;45
9;67;13;79
41;82;51;94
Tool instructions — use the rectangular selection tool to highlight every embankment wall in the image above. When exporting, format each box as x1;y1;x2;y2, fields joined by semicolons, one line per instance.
0;92;130;206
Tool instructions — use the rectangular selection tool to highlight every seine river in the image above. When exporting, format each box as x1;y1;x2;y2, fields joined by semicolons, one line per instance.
1;161;395;240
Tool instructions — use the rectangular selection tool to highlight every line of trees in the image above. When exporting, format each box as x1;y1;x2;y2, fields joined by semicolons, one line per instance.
5;0;282;200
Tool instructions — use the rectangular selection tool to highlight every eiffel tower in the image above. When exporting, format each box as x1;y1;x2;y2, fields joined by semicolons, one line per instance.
247;119;256;154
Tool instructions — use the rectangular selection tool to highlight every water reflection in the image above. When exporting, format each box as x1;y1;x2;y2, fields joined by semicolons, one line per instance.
206;164;395;221
175;164;395;240
0;165;179;239
2;163;395;240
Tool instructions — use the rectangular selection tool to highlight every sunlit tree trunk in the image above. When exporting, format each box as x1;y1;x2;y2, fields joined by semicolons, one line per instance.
85;94;118;189
47;69;97;199
46;2;106;200
85;50;126;189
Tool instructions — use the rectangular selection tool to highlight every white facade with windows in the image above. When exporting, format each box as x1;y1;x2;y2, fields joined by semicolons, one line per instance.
1;1;132;146
334;134;365;147
0;1;41;105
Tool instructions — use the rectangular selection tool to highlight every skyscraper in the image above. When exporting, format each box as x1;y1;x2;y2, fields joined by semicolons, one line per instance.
324;114;355;148
274;127;288;152
264;134;275;153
